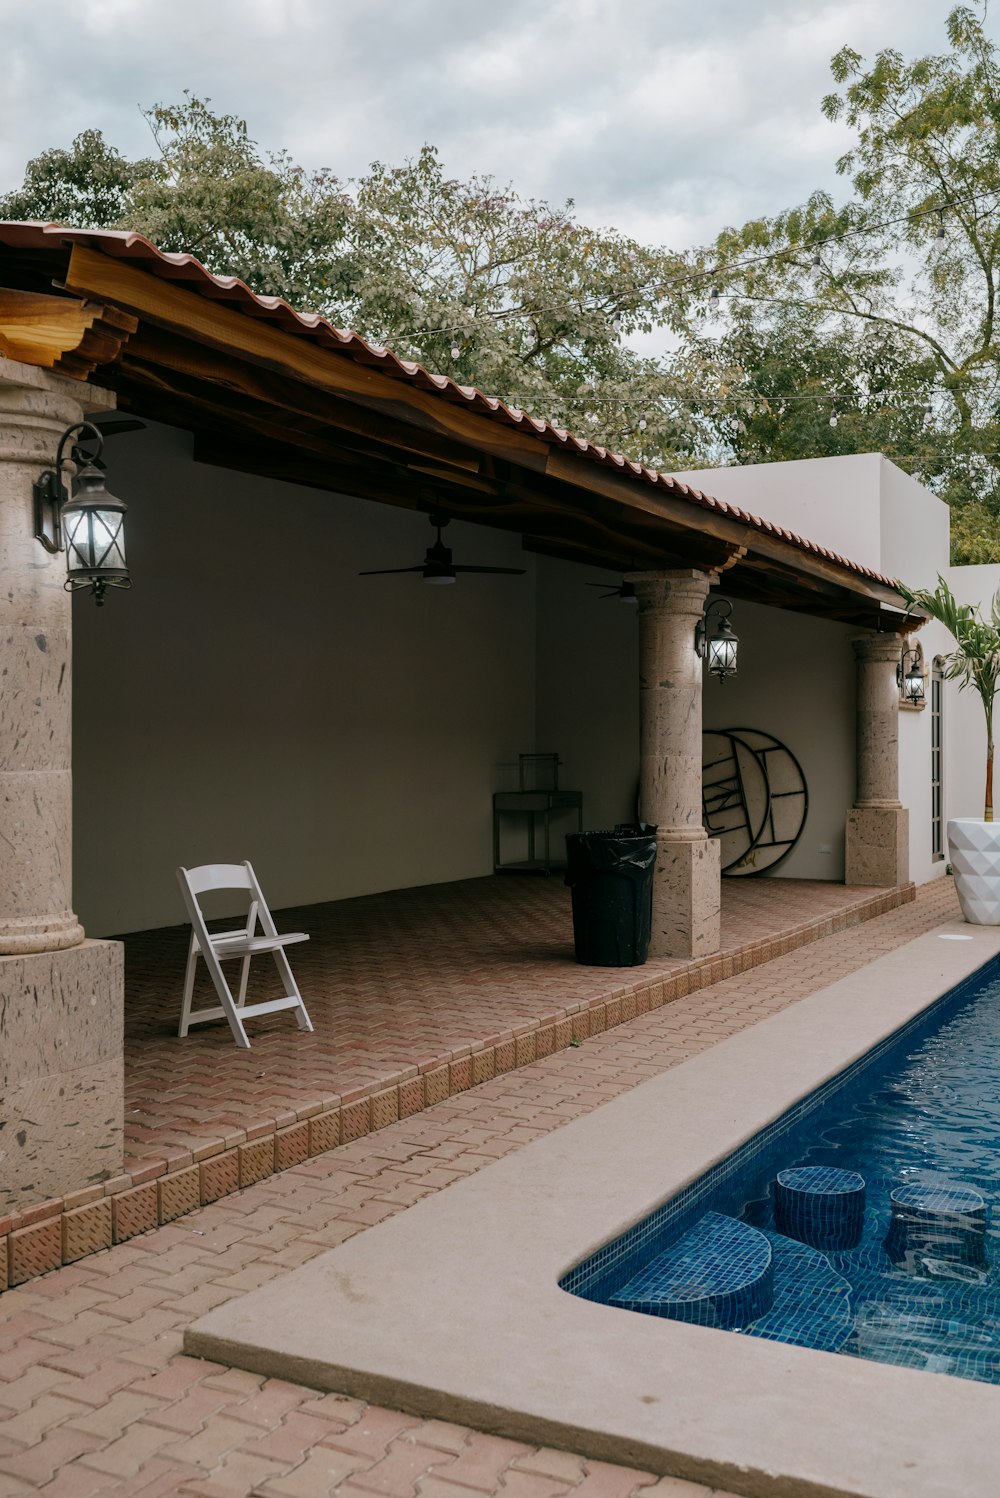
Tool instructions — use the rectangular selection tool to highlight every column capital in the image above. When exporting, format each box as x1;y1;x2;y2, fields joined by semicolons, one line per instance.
627;569;715;617
851;632;906;666
0;358;115;471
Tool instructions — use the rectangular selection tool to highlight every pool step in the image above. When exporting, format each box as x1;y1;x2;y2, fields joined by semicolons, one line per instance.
774;1166;866;1251
748;1229;855;1353
884;1183;988;1276
610;1212;773;1330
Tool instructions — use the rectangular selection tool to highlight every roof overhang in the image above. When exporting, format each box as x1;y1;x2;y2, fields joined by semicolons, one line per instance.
0;222;919;632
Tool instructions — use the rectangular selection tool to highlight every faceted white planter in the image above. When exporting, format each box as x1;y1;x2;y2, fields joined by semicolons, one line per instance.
947;818;1000;925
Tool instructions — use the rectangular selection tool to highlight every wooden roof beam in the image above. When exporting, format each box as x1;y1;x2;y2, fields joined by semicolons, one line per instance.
0;287;136;377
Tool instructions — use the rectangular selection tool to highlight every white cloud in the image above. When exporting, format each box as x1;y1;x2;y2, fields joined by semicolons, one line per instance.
0;0;975;259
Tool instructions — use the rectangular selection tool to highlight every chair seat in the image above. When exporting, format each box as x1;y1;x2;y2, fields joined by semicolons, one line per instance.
208;931;309;957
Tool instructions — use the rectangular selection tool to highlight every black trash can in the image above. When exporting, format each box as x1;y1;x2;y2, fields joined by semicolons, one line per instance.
564;825;657;966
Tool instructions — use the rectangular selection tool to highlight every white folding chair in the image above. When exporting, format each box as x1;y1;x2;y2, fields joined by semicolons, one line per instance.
176;861;314;1049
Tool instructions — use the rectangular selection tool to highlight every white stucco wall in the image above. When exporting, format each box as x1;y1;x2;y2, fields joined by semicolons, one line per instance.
534;555;639;833
670;454;885;572
940;563;1000;828
73;432;981;935
72;422;537;935
534;563;856;882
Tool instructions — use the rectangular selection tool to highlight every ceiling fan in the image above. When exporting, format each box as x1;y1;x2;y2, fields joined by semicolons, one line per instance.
585;579;639;604
359;512;525;586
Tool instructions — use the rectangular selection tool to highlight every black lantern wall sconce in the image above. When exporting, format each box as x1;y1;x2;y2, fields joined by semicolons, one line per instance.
696;597;739;682
33;422;130;606
897;645;926;705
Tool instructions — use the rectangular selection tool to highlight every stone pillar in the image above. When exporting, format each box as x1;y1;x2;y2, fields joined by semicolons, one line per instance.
631;570;721;958
0;357;123;1212
845;633;909;887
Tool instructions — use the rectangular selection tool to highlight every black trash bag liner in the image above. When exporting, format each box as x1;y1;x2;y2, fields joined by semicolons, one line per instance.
564;828;657;967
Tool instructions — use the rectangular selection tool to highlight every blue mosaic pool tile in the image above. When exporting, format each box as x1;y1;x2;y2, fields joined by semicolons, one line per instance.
775;1167;866;1251
561;951;1000;1386
884;1182;988;1275
745;1230;853;1353
610;1213;773;1329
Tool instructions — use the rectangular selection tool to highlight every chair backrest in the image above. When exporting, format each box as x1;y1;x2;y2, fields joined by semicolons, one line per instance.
177;861;279;940
181;862;254;897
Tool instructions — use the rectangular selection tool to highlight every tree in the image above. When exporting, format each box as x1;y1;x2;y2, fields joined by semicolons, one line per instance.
690;6;1000;551
1;100;697;468
899;575;1000;820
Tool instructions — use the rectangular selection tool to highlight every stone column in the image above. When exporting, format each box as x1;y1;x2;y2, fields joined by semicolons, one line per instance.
631;570;721;958
0;357;123;1212
845;632;909;887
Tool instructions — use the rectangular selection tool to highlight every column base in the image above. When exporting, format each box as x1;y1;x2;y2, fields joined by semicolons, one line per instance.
845;805;909;887
0;910;86;955
650;834;721;960
0;940;124;1214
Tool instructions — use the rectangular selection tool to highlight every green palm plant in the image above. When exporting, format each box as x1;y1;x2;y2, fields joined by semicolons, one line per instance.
898;575;1000;822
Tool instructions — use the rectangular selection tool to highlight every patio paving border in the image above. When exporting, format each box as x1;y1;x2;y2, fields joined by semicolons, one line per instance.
0;882;914;1297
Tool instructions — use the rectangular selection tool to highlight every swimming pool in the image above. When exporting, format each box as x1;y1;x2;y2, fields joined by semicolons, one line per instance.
188;922;1000;1497
566;950;1000;1383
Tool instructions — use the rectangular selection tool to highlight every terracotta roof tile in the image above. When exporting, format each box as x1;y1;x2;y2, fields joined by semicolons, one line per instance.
0;220;901;593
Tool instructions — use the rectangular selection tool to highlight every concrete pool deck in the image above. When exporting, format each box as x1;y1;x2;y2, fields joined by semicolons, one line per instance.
187;915;1000;1498
0;877;976;1497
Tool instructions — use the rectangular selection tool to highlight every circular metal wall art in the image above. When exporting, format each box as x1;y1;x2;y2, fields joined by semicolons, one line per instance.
701;728;808;876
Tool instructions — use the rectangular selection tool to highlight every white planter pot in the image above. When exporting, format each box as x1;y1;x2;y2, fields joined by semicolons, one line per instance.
947;818;1000;925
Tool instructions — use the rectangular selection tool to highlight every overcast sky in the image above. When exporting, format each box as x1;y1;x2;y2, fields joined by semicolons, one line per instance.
0;0;981;255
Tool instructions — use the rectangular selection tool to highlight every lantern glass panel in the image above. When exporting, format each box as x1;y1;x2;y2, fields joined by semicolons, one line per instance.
708;634;738;676
65;507;127;577
905;669;925;702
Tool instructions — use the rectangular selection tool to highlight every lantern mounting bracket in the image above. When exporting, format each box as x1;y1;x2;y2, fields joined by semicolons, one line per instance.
33;420;104;554
695;597;740;683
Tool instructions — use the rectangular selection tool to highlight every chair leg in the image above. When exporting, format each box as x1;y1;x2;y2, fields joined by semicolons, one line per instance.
236;954;252;1008
271;948;314;1033
178;941;199;1038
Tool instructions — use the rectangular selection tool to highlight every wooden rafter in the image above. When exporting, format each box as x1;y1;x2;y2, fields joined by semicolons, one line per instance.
0;288;136;377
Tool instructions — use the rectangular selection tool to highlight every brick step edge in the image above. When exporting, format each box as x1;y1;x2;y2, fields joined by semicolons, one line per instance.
0;883;915;1293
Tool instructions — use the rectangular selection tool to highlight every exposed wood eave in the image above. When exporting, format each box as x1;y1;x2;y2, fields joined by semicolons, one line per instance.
0;288;136;377
0;239;903;630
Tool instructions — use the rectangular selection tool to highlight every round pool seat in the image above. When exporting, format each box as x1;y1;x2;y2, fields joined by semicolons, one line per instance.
774;1166;866;1251
609;1211;773;1330
884;1181;988;1273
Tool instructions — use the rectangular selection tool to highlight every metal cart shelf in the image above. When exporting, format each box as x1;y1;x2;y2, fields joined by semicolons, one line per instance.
492;789;583;875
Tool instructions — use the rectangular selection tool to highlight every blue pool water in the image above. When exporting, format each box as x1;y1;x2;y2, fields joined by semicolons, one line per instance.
563;952;1000;1384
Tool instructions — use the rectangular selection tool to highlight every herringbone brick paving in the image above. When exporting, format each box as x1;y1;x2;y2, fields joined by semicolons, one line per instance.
122;874;913;1171
0;878;960;1497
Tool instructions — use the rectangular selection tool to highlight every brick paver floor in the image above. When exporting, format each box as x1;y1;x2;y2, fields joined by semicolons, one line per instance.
0;878;961;1497
123;873;914;1171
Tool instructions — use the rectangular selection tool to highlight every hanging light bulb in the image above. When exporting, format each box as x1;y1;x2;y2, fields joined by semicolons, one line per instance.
934;212;946;247
450;344;461;360
611;313;623;336
729;414;742;433
638;416;647;431
709;283;720;303
829;411;839;428
810;249;823;280
923;403;933;426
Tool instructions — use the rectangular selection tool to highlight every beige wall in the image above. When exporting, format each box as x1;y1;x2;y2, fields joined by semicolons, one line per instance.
534;557;856;881
73;423;537;935
75;436;960;936
534;555;640;832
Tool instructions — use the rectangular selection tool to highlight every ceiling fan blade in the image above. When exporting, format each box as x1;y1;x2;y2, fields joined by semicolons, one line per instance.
450;564;526;575
91;418;147;436
358;565;426;576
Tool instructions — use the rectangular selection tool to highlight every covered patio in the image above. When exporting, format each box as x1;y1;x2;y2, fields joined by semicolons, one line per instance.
0;221;925;1280
118;873;913;1189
